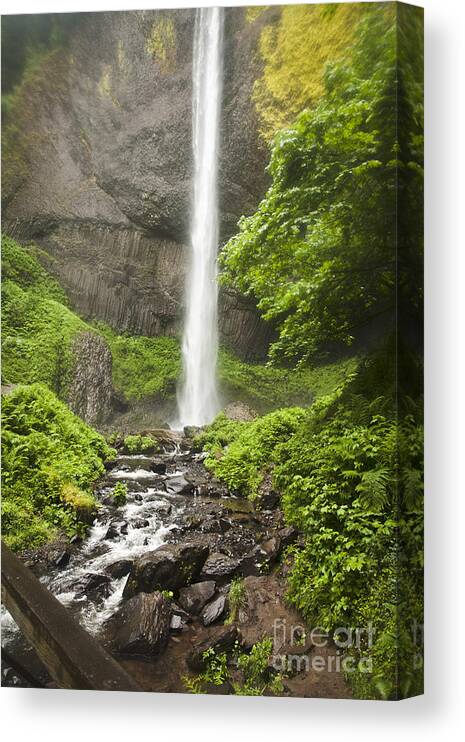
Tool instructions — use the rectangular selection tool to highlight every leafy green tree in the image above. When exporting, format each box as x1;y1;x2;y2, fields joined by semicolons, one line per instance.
221;6;423;365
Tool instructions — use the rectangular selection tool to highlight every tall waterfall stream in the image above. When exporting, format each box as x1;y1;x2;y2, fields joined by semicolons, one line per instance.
177;7;224;427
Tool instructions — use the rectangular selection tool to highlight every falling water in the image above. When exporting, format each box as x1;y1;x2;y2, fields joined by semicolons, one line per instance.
177;7;224;427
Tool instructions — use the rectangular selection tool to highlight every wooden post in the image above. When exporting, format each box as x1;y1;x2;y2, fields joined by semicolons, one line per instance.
1;541;140;692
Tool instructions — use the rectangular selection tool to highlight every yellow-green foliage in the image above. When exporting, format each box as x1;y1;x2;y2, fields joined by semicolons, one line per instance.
146;18;177;73
251;2;365;140
61;483;97;513
246;6;270;23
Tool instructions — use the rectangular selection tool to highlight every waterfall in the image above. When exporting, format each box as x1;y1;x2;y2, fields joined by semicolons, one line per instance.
177;7;224;427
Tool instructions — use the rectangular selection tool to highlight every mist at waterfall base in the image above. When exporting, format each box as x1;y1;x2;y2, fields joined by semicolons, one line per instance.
177;7;224;429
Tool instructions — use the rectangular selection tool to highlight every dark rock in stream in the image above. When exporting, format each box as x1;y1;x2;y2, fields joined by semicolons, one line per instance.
73;572;112;600
165;475;195;497
132;518;150;529
123;542;210;598
105;520;128;539
110;591;170;656
154;501;172;517
53;550;71;569
151;460;167;475
178;581;216;615
106;559;133;579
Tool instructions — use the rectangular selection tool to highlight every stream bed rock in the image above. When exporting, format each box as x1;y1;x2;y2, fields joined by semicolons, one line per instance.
123;542;210;599
110;592;171;656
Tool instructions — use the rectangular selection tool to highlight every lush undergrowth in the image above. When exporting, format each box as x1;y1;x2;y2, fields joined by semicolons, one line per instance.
1;383;115;550
197;355;423;700
1;236;91;396
96;324;181;402
218;349;357;412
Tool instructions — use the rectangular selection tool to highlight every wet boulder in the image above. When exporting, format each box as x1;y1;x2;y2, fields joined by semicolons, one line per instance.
105;520;128;539
165;475;195;496
106;559;133;579
132;518;150;529
201;594;226;626
169;614;183;633
178;581;216;615
53;550;71;569
73;572;112;600
200;552;242;582
123;542;209;598
151;460;167;475
110;591;170;655
154;500;172;516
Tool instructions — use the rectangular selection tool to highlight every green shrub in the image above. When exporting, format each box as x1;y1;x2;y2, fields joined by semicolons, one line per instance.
1;383;115;550
112;481;128;507
183;638;282;696
201;407;306;499
196;360;423;699
218;348;357;411
122;434;156;454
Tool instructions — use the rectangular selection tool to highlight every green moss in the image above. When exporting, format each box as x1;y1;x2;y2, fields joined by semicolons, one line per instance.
252;2;365;140
1;383;115;550
146;18;177;73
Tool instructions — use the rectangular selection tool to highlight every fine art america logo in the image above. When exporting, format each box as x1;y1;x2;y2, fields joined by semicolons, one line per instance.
271;619;424;675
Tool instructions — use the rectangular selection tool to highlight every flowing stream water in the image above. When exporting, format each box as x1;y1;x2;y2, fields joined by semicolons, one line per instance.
177;7;224;427
1;442;194;685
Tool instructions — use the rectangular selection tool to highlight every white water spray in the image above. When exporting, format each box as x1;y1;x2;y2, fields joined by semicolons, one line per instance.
177;7;224;427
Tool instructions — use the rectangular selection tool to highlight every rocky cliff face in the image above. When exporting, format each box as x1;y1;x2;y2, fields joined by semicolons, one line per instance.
3;8;276;359
68;332;113;425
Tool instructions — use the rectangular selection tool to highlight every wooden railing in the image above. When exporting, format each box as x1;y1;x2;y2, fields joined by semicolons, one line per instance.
1;541;140;691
